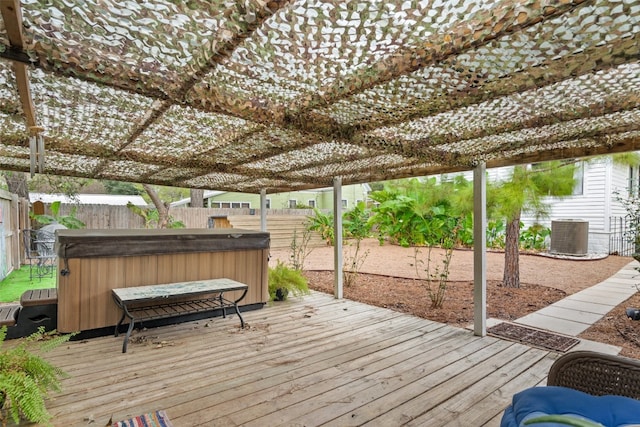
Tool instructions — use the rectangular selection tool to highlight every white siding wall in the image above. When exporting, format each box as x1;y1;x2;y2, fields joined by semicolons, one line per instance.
518;158;632;254
520;159;608;229
448;159;631;254
609;161;632;218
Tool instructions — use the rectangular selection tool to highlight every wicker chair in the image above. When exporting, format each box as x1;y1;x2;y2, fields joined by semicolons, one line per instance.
547;350;640;400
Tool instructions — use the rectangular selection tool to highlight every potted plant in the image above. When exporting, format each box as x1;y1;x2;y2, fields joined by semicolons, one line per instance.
0;326;74;426
268;261;310;301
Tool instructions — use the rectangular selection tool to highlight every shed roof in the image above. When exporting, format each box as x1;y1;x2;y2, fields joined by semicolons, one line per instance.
0;0;638;193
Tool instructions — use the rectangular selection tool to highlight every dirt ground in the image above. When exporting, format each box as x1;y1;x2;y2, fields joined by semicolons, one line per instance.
270;239;640;359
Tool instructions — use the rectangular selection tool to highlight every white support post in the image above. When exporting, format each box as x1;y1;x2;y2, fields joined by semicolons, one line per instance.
259;189;267;232
333;177;343;299
473;162;487;336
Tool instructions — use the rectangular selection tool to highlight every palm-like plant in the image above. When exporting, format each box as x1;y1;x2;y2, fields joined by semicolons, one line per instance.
268;261;310;301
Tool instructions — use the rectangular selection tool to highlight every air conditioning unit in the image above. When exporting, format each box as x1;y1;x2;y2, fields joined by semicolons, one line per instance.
550;220;589;256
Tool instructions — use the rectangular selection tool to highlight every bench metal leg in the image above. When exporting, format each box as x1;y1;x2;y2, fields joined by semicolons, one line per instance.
233;288;248;328
219;293;226;319
233;302;245;328
115;311;126;337
113;294;135;353
122;318;135;353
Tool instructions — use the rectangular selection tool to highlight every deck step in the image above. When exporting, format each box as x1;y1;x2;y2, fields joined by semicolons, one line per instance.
20;288;58;306
0;305;21;327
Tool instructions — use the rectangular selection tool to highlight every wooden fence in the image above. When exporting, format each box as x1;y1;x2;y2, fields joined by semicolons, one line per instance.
0;200;327;278
0;191;26;279
53;205;320;228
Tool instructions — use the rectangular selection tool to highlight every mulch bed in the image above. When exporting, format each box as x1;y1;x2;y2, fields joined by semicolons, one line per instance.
303;271;567;327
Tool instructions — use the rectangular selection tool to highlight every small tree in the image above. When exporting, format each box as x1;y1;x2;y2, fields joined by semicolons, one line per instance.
126;202;185;229
495;162;576;288
103;180;141;195
289;227;314;271
128;184;185;229
342;202;371;286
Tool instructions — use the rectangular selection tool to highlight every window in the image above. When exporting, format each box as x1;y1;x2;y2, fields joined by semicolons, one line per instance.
211;202;221;208
572;162;584;196
308;200;316;208
266;199;271;209
288;199;297;208
341;199;348;208
241;202;250;208
221;202;231;208
231;202;241;208
630;166;640;195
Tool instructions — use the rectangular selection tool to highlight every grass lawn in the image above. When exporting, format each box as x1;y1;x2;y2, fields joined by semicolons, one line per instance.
0;266;55;303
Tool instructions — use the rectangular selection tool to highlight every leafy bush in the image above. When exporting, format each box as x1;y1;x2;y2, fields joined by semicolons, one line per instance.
30;201;85;229
0;327;75;426
268;261;310;301
520;223;550;251
487;219;506;248
306;208;334;245
456;214;474;247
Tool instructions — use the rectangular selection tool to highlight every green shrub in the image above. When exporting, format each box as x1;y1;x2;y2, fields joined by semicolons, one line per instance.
0;327;75;425
268;261;310;301
30;201;85;229
306;209;334;245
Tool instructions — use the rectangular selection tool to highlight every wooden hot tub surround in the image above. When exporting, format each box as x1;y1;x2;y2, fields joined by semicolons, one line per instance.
55;228;270;333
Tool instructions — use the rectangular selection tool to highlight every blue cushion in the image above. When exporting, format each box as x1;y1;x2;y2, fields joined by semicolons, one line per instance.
500;386;640;427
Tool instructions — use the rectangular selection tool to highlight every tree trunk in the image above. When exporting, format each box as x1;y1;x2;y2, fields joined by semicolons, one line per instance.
189;189;204;208
502;215;521;288
3;171;29;199
142;183;170;229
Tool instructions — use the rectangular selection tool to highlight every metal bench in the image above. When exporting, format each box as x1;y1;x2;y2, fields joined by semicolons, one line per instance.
112;278;248;353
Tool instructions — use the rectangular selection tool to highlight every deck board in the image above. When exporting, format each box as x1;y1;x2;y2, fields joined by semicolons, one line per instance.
29;291;555;426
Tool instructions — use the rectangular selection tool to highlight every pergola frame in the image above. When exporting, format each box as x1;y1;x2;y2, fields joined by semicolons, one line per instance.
1;0;639;333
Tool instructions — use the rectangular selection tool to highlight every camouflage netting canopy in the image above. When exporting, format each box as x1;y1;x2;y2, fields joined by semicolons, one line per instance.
0;0;638;193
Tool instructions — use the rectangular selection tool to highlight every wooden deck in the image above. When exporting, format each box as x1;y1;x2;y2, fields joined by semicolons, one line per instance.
36;292;557;426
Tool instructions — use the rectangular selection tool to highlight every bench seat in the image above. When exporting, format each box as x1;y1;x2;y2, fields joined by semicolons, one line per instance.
0;305;20;327
112;278;249;353
21;288;58;306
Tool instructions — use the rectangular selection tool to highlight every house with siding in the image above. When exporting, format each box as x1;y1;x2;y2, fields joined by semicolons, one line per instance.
519;157;634;255
451;157;635;255
171;184;371;210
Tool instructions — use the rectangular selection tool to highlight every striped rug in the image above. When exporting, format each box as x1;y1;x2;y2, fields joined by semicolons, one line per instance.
112;410;174;427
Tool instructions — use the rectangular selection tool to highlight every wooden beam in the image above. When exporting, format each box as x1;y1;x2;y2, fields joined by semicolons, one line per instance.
0;48;31;64
0;0;24;48
1;0;38;128
13;63;36;127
